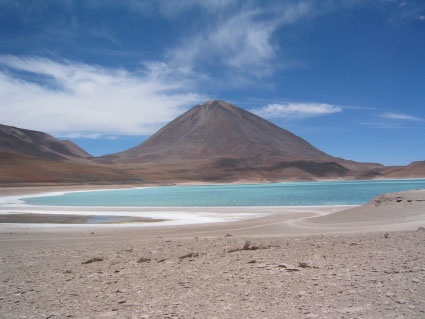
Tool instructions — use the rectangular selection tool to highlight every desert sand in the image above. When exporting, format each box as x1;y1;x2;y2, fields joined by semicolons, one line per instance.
0;187;424;318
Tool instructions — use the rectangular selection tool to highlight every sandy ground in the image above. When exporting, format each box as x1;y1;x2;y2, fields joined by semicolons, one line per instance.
0;187;425;318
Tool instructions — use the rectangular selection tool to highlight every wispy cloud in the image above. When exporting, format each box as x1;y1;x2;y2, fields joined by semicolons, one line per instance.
253;102;342;119
0;55;206;137
378;0;425;24
362;111;424;128
380;112;424;121
168;2;312;81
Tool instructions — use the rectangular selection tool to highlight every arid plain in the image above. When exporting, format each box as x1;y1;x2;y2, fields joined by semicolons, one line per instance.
1;187;424;318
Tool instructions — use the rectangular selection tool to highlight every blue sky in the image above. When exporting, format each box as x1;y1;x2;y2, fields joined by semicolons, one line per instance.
0;0;424;165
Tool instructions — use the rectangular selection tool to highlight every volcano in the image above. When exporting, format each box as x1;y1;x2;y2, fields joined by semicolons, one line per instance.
101;100;381;181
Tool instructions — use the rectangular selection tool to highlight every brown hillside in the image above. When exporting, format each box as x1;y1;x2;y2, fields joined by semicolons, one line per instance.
0;152;139;184
380;161;425;178
0;124;141;184
0;124;91;160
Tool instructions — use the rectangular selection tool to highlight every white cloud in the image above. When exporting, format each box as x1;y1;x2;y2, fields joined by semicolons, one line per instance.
380;112;423;121
169;2;312;79
209;11;276;70
0;55;206;137
253;102;342;119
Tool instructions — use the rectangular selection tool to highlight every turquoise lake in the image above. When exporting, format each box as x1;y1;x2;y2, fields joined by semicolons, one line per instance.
24;179;425;207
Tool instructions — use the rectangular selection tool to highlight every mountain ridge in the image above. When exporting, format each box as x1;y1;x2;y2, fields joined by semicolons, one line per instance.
1;100;424;183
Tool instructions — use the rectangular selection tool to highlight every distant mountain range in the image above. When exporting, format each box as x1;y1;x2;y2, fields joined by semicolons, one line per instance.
1;100;424;184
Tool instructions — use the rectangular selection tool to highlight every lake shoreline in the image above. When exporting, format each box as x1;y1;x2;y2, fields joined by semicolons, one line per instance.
5;178;425;207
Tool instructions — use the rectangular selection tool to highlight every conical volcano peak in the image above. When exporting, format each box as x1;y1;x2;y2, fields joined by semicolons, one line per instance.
204;99;225;106
203;100;233;108
108;99;336;163
196;100;241;114
98;99;383;181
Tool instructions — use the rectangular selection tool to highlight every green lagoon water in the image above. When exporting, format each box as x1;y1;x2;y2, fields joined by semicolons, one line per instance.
24;179;425;207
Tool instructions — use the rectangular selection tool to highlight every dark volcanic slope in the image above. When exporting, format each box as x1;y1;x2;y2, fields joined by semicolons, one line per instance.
0;124;91;160
106;100;334;164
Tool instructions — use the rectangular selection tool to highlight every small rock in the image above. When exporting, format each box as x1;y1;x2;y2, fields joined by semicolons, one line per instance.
82;257;103;265
179;252;200;260
298;262;310;268
137;257;151;263
286;268;300;272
